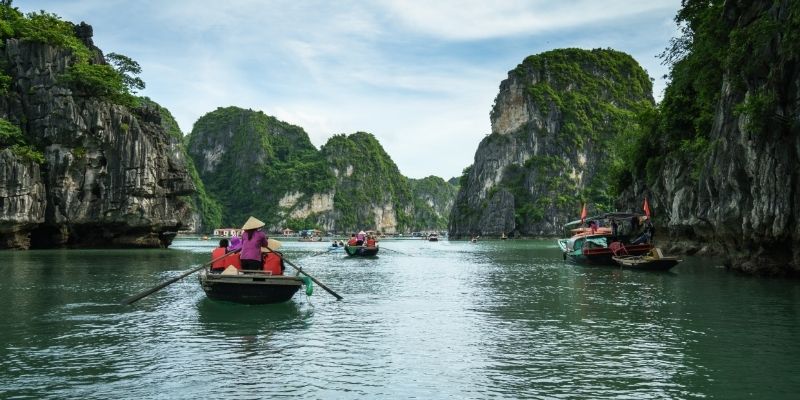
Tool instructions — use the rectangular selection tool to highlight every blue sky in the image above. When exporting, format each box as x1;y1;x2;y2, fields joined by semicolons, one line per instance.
19;0;681;179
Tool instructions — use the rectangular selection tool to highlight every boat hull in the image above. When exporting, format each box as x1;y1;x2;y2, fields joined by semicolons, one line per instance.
567;243;653;266
344;245;379;257
199;271;302;304
612;256;681;271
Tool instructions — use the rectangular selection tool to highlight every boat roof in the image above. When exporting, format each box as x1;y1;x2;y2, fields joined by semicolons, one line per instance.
563;212;647;228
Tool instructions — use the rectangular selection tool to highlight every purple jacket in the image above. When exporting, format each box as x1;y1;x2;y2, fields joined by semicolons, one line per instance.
240;230;267;261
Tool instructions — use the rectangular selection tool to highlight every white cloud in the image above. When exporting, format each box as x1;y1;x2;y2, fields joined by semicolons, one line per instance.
380;0;679;40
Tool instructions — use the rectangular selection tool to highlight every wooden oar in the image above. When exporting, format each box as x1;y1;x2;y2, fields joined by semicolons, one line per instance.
310;246;338;257
379;246;411;256
267;246;343;300
121;250;237;305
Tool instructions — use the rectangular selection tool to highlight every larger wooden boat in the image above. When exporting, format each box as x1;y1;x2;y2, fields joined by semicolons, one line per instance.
198;269;307;304
558;212;653;266
612;248;681;271
344;244;379;257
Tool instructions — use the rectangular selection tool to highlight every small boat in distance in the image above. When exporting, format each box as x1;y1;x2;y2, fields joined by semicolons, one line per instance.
613;248;681;271
198;268;309;304
428;233;439;242
344;244;379;257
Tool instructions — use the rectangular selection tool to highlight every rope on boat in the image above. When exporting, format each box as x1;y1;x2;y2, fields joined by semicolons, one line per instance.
301;276;313;296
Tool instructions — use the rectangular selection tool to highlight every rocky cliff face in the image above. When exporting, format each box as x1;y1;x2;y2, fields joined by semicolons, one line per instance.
409;176;458;230
450;49;653;238
0;31;193;248
186;106;335;230
321;132;414;234
186;108;454;234
622;0;800;275
0;149;45;248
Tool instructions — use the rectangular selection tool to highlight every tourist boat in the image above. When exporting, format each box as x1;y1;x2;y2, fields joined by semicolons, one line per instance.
428;233;439;242
344;244;379;257
198;268;309;304
612;248;681;271
558;212;653;265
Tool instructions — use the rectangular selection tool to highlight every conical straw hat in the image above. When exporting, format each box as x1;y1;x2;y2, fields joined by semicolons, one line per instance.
261;238;283;253
221;265;239;275
241;216;265;230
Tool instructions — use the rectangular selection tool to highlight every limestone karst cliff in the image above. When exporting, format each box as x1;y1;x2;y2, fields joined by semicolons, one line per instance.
0;10;193;248
619;0;800;275
186;107;456;233
449;48;654;238
186;106;335;230
409;176;458;231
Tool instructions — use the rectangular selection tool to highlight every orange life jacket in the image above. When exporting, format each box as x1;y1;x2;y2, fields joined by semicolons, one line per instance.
262;252;283;275
347;238;358;245
366;238;376;247
211;248;241;270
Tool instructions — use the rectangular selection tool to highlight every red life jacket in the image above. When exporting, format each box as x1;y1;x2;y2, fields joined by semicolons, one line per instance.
366;238;376;247
262;252;283;275
211;248;241;270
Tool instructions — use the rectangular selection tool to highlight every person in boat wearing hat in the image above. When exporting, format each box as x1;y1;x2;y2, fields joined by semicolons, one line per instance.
240;216;269;271
261;239;285;275
356;230;366;245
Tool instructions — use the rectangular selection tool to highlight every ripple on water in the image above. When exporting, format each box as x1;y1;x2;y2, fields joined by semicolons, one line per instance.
2;241;799;398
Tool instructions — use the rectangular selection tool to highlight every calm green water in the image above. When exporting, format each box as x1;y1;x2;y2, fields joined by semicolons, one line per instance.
1;239;799;399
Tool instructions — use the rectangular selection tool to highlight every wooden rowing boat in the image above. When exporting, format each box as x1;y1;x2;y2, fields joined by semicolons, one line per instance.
198;269;306;304
612;248;681;271
344;244;379;257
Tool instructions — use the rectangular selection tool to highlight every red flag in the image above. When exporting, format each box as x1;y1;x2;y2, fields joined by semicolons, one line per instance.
643;197;651;218
580;203;587;223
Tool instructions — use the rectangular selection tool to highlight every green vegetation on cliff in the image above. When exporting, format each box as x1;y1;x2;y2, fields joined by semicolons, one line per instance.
509;48;653;222
516;48;652;152
524;49;652;210
0;118;43;163
321;132;414;232
0;2;142;107
408;176;457;230
187;107;335;228
186;113;452;233
618;0;800;192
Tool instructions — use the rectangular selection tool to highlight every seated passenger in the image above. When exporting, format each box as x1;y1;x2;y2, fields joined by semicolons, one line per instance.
347;234;358;246
262;250;285;275
366;235;376;247
211;239;240;272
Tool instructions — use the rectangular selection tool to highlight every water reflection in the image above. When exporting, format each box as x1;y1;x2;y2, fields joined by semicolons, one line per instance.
1;240;799;398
